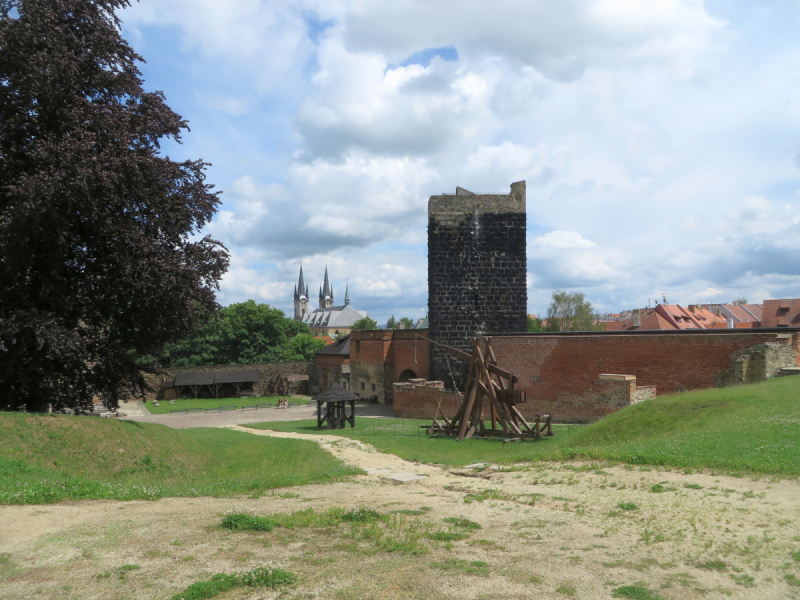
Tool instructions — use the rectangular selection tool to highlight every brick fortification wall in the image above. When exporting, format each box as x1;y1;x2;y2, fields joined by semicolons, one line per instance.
393;330;798;423
349;329;429;403
316;354;349;392
393;374;656;422
428;182;527;390
488;330;799;421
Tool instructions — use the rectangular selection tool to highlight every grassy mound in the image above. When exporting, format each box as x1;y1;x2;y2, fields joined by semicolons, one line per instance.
0;413;360;504
254;376;800;474
559;375;800;473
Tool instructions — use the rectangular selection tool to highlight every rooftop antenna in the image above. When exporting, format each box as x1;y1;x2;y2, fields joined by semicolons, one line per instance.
662;290;668;304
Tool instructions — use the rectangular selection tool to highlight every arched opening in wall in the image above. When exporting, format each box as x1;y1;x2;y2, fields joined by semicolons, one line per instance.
398;369;417;382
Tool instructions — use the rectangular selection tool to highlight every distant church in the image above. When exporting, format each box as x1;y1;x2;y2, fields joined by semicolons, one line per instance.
293;266;368;338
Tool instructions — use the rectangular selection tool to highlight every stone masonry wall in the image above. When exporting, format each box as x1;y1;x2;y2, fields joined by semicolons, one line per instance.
428;182;527;390
143;360;317;400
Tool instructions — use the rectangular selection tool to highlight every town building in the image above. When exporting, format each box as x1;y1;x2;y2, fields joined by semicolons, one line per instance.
293;266;369;338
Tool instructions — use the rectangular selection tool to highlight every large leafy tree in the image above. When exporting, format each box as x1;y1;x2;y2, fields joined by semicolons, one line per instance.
545;291;599;332
0;0;228;412
351;316;378;331
155;301;325;367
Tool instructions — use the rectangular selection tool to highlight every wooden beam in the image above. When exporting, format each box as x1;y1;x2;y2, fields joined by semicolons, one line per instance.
430;338;518;383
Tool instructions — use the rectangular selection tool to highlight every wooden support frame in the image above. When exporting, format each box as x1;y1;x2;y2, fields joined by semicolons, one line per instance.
428;337;554;442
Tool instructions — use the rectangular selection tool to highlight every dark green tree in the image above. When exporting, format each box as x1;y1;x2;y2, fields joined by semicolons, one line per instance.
351;316;378;331
156;301;324;367
399;317;415;329
0;0;228;412
386;315;398;329
545;291;599;332
526;315;543;332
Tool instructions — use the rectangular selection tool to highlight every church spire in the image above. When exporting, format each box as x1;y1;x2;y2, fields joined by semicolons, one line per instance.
297;265;307;300
293;265;309;321
345;279;350;306
319;265;334;308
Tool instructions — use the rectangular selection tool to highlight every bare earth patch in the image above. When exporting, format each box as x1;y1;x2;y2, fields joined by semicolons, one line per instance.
1;425;799;599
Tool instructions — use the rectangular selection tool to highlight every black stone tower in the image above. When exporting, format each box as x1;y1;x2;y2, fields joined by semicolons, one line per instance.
428;181;527;390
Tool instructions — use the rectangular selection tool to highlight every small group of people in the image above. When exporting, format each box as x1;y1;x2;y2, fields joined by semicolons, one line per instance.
276;397;290;408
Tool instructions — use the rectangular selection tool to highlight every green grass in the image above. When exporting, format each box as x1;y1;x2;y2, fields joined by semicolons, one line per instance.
250;376;800;474
169;567;296;600
145;395;308;415
0;413;360;504
611;585;665;599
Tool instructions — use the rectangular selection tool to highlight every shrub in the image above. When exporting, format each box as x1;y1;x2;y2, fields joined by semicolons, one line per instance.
443;517;482;530
221;513;276;532
340;507;382;523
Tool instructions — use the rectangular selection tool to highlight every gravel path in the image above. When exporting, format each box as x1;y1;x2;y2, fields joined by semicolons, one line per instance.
118;401;394;429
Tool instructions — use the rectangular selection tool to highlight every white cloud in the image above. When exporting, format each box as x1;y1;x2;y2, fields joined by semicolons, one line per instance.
532;231;598;249
343;0;725;80
120;1;800;319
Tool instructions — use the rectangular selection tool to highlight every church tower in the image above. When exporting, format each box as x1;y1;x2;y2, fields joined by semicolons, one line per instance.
293;266;309;321
319;266;334;309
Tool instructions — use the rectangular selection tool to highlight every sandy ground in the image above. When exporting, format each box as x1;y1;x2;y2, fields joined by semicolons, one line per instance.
117;400;394;429
1;426;799;600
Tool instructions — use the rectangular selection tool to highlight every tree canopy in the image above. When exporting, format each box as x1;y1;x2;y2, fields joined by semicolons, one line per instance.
386;315;415;330
151;301;325;368
526;315;543;332
545;291;599;332
351;316;378;331
0;0;228;412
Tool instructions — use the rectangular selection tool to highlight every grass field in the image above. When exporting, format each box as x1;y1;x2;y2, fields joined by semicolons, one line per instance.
0;414;360;505
252;375;800;474
144;395;309;415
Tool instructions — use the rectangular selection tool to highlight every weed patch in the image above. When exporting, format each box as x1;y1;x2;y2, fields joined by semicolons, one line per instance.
431;558;489;576
443;516;482;530
169;567;295;600
611;585;665;599
698;560;727;571
221;513;276;532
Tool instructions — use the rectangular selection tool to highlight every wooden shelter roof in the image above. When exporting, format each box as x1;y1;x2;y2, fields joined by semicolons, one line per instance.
312;383;360;403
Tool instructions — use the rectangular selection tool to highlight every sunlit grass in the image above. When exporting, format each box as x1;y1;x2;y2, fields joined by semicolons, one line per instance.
0;414;360;505
252;376;800;474
144;395;309;415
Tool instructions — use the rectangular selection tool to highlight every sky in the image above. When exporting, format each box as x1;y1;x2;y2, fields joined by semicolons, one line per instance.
119;0;800;325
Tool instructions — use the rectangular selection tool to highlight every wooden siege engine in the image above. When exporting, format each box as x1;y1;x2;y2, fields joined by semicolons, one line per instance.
427;337;553;442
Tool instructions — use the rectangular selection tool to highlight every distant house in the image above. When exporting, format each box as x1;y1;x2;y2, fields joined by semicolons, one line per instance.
697;303;763;328
293;266;369;338
762;299;800;328
598;304;726;331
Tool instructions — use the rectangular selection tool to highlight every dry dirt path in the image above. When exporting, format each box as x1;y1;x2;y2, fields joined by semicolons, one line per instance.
118;403;394;429
1;427;799;600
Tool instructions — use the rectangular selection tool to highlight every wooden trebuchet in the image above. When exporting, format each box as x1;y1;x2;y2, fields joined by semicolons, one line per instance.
427;337;554;441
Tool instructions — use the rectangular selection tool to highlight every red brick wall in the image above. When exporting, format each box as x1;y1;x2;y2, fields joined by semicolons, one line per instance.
393;381;460;419
762;299;800;328
393;376;657;423
389;330;429;381
315;354;348;392
489;331;799;403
